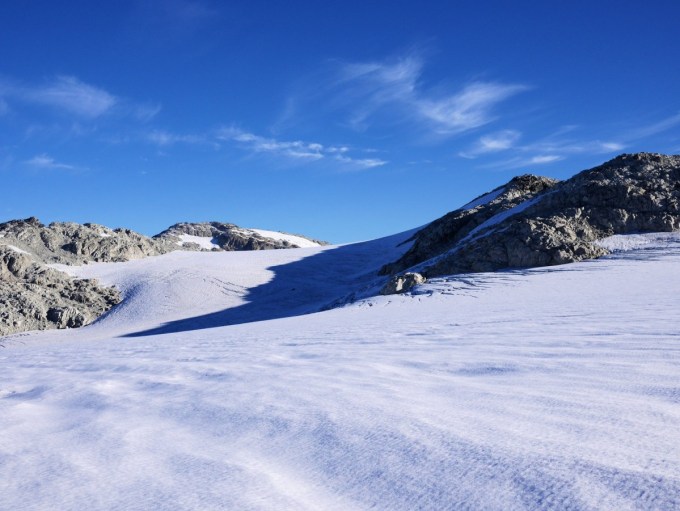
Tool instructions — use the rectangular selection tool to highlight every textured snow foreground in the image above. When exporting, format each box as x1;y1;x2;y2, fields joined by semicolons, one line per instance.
2;233;680;511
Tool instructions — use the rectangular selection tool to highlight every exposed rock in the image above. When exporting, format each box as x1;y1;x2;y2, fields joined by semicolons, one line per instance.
381;174;560;275
383;153;680;278
0;218;325;335
156;222;327;251
0;246;120;336
0;218;178;265
380;273;426;295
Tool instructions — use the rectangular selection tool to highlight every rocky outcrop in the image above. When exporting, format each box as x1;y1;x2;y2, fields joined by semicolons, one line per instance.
382;153;680;278
156;222;327;250
381;175;559;275
380;273;426;295
0;246;120;336
0;217;178;265
0;218;325;336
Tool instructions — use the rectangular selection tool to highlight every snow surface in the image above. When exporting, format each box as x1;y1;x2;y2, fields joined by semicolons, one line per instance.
2;244;30;255
177;233;220;250
595;232;680;253
249;228;322;248
2;232;680;510
460;186;504;210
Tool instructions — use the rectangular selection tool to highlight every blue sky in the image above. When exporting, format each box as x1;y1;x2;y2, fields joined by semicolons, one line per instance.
1;1;679;242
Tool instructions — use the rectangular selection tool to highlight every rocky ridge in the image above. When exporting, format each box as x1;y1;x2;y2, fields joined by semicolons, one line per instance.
156;222;327;251
382;153;680;278
0;246;120;336
0;217;178;265
0;219;325;335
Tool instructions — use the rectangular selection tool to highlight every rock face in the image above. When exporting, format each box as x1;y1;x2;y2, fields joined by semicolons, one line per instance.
0;217;178;265
0;246;120;336
156;222;327;251
0;218;324;336
380;273;426;295
382;153;680;278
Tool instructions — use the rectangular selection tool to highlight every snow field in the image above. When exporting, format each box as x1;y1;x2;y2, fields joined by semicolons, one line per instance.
1;232;680;510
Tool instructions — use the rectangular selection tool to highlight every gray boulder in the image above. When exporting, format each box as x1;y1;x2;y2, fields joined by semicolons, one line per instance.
380;272;426;295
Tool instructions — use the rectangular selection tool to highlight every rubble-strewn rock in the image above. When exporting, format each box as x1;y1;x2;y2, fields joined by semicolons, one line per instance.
0;246;120;336
156;222;327;250
0;218;178;265
0;218;325;335
381;175;559;275
380;272;426;295
383;153;680;278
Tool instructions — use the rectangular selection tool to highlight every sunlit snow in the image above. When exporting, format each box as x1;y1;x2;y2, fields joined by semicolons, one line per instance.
1;232;680;510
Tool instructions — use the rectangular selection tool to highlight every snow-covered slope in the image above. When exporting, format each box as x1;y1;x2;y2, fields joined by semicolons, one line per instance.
2;232;680;510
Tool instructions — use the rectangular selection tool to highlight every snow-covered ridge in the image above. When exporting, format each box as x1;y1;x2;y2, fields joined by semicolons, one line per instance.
176;234;220;250
156;221;326;252
248;228;322;248
459;186;504;210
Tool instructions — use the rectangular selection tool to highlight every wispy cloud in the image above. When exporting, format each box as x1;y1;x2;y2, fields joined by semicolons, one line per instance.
333;154;388;169
331;55;527;136
216;127;387;169
459;129;522;158
481;154;564;170
1;75;159;122
22;76;117;118
520;137;625;155
218;127;325;160
418;83;527;134
23;154;76;170
132;103;162;122
528;155;562;165
470;125;626;169
624;111;680;140
146;129;207;146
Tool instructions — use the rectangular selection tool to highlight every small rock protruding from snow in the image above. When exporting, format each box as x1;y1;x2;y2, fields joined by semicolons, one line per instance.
380;272;426;295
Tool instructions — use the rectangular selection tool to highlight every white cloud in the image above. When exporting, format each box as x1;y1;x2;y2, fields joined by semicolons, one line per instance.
133;103;162;122
417;83;527;134
147;130;206;146
480;154;564;170
334;154;387;169
218;127;324;160
597;141;625;152
459;129;521;158
24;154;76;170
1;75;160;123
528;155;562;164
625;112;680;139
333;55;527;135
216;127;387;169
23;76;117;118
523;138;625;155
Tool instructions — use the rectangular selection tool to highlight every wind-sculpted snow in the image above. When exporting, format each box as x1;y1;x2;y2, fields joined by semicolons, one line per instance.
1;233;680;510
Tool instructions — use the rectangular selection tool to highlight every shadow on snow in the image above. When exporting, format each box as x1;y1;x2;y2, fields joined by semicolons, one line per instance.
122;230;415;338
